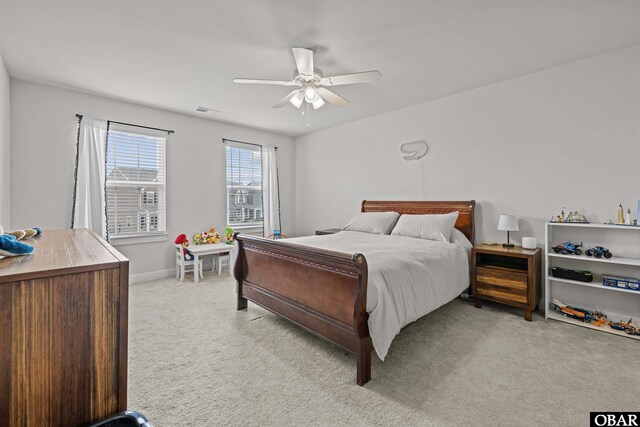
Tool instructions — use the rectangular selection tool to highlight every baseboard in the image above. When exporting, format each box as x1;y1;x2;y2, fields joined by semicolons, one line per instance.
129;268;175;284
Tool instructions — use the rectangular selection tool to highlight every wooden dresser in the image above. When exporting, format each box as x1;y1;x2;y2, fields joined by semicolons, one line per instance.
0;229;129;427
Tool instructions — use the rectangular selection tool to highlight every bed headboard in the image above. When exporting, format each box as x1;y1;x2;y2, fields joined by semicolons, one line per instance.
361;200;476;244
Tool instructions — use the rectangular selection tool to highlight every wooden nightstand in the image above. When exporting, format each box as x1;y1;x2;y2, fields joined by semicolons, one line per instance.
471;244;541;321
315;228;342;235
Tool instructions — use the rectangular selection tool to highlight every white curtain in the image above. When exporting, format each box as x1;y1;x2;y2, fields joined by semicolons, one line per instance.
262;146;281;237
72;117;108;238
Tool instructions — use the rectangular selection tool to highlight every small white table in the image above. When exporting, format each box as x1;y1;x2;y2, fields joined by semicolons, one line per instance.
187;243;235;283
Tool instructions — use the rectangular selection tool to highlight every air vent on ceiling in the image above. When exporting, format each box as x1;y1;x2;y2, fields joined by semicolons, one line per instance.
195;106;221;114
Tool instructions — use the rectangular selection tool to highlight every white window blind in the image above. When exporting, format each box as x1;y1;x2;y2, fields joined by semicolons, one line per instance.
106;123;167;238
225;141;263;228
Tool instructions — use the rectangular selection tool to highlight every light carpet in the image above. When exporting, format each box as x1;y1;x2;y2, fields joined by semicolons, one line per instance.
128;273;639;426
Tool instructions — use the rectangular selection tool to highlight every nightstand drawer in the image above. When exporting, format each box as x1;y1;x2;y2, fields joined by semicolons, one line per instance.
476;266;527;290
476;282;528;304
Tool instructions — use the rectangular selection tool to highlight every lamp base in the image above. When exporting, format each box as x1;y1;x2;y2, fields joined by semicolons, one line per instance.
502;243;515;248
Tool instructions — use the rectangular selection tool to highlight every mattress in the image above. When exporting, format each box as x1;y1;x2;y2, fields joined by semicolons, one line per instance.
286;230;471;361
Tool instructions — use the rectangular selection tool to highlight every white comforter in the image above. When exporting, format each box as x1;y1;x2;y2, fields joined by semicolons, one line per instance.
287;231;471;361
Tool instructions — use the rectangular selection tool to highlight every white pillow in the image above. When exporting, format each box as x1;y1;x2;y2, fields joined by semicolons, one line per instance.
343;212;400;235
390;211;459;242
451;228;473;253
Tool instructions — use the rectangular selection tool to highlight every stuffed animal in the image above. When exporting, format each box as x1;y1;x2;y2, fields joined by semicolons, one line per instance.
193;233;204;245
175;234;193;261
0;234;34;257
2;226;41;241
0;225;39;257
207;228;221;244
224;227;235;245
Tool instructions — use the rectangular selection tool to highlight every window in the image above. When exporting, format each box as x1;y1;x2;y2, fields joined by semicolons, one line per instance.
106;123;166;238
226;141;263;228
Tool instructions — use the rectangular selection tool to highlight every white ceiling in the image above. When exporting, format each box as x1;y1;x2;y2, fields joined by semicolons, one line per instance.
2;1;640;136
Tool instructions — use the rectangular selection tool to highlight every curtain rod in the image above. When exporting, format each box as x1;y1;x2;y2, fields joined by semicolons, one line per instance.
222;138;278;150
75;114;175;134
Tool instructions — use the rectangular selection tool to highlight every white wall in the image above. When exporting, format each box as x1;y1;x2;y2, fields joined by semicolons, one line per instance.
10;80;295;282
0;52;10;228
294;45;640;246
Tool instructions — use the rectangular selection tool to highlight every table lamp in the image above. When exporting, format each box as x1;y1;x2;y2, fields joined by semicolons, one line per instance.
498;214;518;248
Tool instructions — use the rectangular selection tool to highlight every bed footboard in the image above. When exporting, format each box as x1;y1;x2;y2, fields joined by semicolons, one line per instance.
233;234;371;385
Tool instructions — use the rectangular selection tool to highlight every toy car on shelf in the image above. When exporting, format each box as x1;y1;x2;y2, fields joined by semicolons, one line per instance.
585;246;613;259
608;319;640;336
551;299;607;325
552;241;583;255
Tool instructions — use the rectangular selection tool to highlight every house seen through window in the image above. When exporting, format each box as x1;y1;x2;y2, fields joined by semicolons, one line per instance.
106;123;166;238
226;142;263;229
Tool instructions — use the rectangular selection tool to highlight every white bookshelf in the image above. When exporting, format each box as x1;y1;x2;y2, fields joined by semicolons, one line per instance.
545;222;640;341
547;252;640;267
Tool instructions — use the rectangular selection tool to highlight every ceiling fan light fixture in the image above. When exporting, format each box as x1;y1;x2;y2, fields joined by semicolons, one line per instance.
312;97;325;110
304;86;318;103
235;47;381;115
289;90;304;108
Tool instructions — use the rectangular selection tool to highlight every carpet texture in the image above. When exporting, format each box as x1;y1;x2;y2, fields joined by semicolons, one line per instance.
128;274;639;426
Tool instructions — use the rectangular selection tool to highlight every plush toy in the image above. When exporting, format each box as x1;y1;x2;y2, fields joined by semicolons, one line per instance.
207;228;221;244
174;234;193;261
2;226;41;241
0;225;39;257
224;227;235;245
0;234;34;257
193;233;204;245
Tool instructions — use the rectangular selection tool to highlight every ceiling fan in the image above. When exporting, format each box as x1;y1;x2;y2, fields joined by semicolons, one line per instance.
233;48;382;110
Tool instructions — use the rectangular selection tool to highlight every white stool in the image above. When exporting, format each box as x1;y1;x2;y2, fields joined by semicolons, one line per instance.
175;244;203;282
213;252;230;275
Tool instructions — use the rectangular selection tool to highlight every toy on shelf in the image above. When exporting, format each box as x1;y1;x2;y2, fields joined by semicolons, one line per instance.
585;246;613;259
224;227;235;245
552;241;583;255
551;299;607;326
617;203;624;224
606;203;639;226
608;319;640;336
549;208;588;224
602;274;640;291
174;234;193;261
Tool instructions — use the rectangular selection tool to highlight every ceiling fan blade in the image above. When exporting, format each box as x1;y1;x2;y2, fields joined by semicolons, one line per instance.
321;70;382;86
292;48;314;77
233;78;296;86
272;90;301;108
316;87;349;106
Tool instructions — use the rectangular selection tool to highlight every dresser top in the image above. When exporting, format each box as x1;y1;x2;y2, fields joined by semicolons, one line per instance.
0;229;127;283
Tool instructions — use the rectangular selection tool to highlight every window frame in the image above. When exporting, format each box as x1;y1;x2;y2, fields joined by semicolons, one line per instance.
106;123;168;245
225;141;264;234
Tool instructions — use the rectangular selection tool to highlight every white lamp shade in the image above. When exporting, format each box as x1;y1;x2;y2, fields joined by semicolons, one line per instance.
497;214;519;232
289;91;304;108
311;96;325;109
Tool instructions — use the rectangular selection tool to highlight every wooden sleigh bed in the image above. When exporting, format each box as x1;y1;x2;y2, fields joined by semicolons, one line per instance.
233;200;476;385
